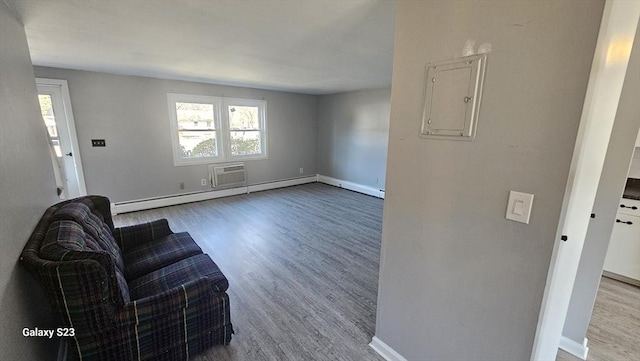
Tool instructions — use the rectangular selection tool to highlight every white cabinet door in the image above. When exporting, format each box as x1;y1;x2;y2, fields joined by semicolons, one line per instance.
604;213;640;282
618;198;640;217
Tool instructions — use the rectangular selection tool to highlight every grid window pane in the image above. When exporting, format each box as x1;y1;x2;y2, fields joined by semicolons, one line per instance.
178;131;218;158
169;95;266;165
228;105;259;130
230;130;261;155
176;102;215;130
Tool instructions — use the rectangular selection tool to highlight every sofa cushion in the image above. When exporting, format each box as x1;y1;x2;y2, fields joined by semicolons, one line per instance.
123;232;203;281
128;254;229;300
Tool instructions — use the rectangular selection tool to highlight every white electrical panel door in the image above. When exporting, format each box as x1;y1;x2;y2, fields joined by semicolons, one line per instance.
420;54;487;140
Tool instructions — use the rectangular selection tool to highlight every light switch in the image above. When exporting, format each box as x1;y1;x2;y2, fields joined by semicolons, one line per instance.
513;199;525;215
506;191;534;224
91;139;106;147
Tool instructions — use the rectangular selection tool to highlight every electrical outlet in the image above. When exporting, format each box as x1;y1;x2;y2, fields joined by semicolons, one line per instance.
201;178;207;186
299;168;304;174
179;182;185;190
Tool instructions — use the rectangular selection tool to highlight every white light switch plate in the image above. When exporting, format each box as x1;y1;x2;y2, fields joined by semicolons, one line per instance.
506;191;534;224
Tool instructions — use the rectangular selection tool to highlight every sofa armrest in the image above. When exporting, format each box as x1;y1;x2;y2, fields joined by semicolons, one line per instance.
114;219;173;253
116;277;221;325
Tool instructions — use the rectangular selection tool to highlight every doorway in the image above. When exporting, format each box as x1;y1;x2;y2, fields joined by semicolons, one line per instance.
36;78;86;199
531;1;640;359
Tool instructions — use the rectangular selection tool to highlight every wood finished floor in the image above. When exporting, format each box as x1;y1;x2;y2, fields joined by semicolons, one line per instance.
556;276;640;361
114;183;385;361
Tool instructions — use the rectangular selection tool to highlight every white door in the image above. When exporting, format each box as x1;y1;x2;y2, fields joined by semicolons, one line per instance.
36;78;86;199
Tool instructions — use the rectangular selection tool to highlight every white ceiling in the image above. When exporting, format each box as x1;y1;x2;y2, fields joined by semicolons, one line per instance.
6;0;397;95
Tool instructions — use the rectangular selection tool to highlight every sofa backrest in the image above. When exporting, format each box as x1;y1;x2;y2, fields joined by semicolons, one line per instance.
41;199;130;302
21;196;129;337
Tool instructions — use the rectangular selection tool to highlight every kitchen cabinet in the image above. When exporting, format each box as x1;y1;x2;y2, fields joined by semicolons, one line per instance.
603;198;640;285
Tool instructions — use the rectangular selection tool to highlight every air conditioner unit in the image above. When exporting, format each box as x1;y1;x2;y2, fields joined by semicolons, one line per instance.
209;163;246;189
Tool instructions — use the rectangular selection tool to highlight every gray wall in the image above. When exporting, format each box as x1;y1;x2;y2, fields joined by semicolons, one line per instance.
0;3;60;360
33;67;319;203
562;25;640;344
317;88;390;189
374;1;603;360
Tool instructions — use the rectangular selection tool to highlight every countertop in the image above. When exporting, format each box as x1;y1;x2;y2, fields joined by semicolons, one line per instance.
623;178;640;200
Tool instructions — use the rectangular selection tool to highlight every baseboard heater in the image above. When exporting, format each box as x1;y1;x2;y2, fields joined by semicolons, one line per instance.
110;175;318;215
110;174;382;215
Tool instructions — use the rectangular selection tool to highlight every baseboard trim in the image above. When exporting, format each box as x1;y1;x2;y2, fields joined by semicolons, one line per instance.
602;270;640;287
111;176;318;215
369;336;407;361
559;336;589;360
317;175;385;198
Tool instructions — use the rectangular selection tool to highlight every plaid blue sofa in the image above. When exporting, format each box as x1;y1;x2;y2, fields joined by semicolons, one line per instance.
20;195;233;361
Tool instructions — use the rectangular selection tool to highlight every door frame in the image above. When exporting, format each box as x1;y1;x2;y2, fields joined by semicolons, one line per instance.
531;1;640;359
36;78;87;198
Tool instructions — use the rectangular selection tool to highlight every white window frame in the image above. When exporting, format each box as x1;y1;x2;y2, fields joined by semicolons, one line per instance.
223;97;268;162
167;93;268;166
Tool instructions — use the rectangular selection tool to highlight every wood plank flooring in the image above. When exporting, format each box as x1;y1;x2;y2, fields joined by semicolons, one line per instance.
556;276;640;361
114;183;385;361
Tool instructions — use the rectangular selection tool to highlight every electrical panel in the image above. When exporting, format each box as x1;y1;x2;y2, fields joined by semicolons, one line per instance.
420;54;487;141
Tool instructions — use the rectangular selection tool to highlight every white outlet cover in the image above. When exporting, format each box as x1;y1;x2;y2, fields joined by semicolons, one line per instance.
506;191;534;224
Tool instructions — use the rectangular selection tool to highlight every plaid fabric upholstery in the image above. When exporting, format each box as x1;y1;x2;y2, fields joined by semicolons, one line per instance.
115;219;173;253
21;196;233;361
123;232;203;281
68;280;232;361
22;256;118;338
128;254;229;299
52;200;125;272
41;219;130;304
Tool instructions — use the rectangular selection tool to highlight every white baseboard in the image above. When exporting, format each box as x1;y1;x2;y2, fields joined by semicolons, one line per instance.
602;270;640;287
369;336;407;361
247;176;318;193
559;336;589;360
111;176;318;215
317;175;385;199
371;334;586;361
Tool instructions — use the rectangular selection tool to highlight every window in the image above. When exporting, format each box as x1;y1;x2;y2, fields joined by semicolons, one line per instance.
38;94;62;157
168;94;267;165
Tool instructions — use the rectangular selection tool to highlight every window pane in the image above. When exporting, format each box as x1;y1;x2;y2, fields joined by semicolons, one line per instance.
179;131;218;158
38;94;58;138
176;102;215;130
228;105;259;130
230;130;261;156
